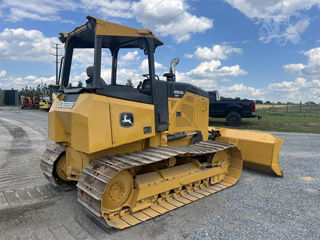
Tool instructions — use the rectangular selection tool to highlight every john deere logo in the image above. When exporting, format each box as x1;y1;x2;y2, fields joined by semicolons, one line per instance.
120;112;134;127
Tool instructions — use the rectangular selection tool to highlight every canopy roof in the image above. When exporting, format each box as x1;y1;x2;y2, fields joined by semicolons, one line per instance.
59;16;163;49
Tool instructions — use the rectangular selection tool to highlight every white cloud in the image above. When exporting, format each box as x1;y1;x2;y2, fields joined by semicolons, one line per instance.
140;59;165;72
72;49;111;69
173;59;247;92
265;77;320;102
0;0;79;22
120;51;140;62
225;0;320;20
219;84;262;98
0;28;113;68
1;0;212;43
185;60;247;80
132;0;213;43
283;63;305;75
283;47;320;78
0;74;55;89
225;0;316;44
268;77;307;91
215;77;320;103
194;44;242;61
81;0;134;19
0;28;59;62
184;53;194;59
284;18;309;44
0;70;7;78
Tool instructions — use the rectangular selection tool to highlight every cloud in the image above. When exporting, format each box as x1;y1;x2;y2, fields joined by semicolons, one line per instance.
173;59;247;92
284;18;309;44
194;44;242;61
185;60;247;80
283;63;305;75
0;70;7;78
268;77;308;91
0;28;59;62
224;0;320;20
215;77;320;103
78;0;213;43
81;0;134;19
132;0;213;43
72;49;111;69
283;47;320;78
266;77;320;102
0;0;79;22
0;74;55;89
219;84;262;98
0;28;112;68
140;59;165;72
225;0;316;44
184;53;194;59
120;51;140;62
1;0;212;43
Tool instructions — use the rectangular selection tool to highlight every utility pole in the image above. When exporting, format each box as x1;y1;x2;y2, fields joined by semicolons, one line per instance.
55;44;59;85
50;43;62;85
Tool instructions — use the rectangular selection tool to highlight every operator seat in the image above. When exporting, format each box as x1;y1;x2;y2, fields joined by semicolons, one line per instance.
140;79;151;95
86;66;107;87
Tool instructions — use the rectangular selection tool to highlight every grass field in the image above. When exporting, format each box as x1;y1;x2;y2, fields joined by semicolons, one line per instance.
210;104;320;134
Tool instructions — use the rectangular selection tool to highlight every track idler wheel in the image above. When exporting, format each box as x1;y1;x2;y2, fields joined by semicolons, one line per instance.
101;170;134;219
54;154;68;181
211;151;229;169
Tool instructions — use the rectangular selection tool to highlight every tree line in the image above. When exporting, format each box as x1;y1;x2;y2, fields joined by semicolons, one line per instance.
18;81;83;100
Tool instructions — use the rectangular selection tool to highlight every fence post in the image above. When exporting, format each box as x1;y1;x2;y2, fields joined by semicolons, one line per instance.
300;102;302;113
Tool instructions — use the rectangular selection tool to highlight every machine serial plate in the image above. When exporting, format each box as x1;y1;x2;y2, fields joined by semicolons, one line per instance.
58;101;76;109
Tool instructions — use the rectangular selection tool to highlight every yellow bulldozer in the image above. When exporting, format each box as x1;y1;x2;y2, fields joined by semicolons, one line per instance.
40;16;283;229
39;85;60;111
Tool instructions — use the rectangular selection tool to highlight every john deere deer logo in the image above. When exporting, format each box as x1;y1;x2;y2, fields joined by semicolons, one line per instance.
120;112;134;127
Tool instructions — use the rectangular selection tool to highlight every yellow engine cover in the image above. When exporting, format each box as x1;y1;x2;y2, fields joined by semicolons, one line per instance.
49;93;155;154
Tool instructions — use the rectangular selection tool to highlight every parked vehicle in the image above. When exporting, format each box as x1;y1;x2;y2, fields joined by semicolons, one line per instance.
209;91;261;126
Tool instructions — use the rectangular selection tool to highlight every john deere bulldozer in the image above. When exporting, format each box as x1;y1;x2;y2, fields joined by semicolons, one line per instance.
40;16;283;229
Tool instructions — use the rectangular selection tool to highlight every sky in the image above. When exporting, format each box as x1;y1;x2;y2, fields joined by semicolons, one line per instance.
0;0;320;103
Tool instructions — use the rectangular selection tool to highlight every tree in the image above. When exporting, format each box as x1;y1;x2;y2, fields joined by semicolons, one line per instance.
221;96;234;100
77;81;83;88
126;79;133;87
265;101;272;104
256;100;263;104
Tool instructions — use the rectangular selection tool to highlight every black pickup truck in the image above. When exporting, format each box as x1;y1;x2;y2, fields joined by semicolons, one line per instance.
209;91;261;126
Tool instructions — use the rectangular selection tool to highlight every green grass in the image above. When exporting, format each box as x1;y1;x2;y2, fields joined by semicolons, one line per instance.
209;104;320;134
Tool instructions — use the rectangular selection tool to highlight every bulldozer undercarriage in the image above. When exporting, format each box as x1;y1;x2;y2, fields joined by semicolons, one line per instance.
40;144;74;190
41;141;242;229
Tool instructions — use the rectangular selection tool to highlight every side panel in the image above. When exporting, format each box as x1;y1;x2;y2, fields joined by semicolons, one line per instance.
49;93;113;153
72;94;113;153
168;92;208;141
108;97;155;147
49;93;155;153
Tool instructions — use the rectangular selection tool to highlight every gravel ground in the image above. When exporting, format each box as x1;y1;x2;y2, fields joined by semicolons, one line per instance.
0;107;319;240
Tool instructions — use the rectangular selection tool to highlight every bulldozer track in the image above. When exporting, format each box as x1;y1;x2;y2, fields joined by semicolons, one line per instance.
77;140;242;229
40;143;74;190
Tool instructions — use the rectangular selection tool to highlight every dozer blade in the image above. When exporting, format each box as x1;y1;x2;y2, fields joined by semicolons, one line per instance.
209;127;283;176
